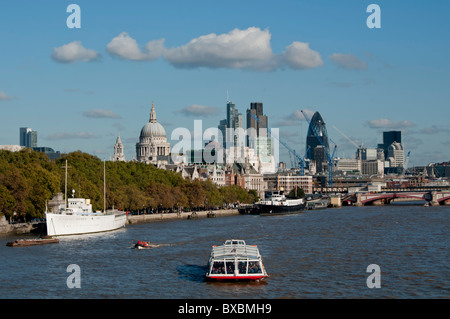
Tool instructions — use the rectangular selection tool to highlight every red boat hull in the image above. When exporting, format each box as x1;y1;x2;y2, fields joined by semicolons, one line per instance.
206;275;267;281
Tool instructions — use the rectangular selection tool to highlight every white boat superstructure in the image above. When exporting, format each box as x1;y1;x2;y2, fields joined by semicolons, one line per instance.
46;198;127;236
257;191;305;215
257;192;304;206
205;239;268;281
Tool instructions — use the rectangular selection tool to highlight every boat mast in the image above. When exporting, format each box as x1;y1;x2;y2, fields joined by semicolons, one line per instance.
65;159;68;209
103;159;106;214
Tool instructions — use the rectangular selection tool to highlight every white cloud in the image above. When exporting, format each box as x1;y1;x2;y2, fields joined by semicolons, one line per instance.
163;27;275;70
177;104;219;117
82;109;121;119
274;109;315;126
106;32;165;61
366;118;415;129
0;91;13;101
102;27;324;71
329;53;367;70
51;41;100;63
282;42;323;70
45;132;96;140
419;125;450;135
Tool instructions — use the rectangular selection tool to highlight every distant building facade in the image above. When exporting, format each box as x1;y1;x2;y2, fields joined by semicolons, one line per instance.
378;130;401;160
246;102;268;146
387;141;405;168
276;174;313;194
19;127;37;148
32;147;61;160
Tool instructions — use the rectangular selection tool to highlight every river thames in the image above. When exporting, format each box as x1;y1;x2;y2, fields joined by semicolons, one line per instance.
0;204;448;299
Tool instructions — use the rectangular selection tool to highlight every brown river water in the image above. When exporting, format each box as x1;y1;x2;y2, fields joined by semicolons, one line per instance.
0;204;448;299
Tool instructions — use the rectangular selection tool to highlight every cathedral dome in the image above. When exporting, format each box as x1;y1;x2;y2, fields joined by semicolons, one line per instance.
140;121;166;138
139;101;166;138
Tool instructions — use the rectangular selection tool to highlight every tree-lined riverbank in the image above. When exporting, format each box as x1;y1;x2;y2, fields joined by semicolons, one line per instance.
0;150;257;222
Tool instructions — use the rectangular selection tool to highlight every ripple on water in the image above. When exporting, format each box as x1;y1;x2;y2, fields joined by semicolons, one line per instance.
0;206;448;298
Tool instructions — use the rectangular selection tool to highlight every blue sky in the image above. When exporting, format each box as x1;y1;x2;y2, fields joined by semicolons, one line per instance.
0;0;449;167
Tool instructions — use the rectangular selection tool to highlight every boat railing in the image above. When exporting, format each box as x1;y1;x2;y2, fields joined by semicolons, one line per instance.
211;245;261;259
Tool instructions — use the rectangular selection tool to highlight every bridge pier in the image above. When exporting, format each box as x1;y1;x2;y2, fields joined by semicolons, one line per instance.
355;193;363;206
430;191;440;206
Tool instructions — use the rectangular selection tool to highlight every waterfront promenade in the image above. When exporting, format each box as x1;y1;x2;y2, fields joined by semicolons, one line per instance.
127;209;239;224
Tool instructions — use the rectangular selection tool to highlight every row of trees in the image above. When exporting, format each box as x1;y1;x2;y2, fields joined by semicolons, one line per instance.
0;150;258;221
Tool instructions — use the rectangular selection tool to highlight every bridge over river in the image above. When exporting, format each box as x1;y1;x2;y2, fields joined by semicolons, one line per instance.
342;190;450;206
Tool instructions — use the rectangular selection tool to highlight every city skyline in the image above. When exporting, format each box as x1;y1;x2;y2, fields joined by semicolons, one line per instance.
0;1;449;167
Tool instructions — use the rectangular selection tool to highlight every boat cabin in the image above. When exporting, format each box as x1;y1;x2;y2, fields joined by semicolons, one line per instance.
206;239;268;281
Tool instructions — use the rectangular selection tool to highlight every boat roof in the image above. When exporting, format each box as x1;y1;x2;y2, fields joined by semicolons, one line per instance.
211;239;261;260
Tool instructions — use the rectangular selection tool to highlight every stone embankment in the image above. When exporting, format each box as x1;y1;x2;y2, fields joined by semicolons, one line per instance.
0;216;43;235
127;209;239;224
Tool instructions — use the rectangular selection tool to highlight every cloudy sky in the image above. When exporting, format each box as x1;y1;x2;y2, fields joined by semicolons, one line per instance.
0;0;449;166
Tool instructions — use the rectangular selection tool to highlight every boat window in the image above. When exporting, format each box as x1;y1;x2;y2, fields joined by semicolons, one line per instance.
211;261;225;274
225;261;235;274
248;261;262;274
238;261;247;274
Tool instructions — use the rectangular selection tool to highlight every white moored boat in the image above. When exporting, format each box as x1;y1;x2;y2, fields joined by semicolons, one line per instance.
45;160;127;236
205;240;268;281
45;198;127;236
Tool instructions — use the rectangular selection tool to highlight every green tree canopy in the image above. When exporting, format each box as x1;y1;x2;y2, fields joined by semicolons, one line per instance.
0;150;257;220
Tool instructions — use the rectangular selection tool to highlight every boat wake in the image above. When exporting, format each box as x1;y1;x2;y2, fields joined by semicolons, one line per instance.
131;242;175;249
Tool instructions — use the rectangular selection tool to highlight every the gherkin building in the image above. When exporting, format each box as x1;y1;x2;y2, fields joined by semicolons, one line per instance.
305;112;329;161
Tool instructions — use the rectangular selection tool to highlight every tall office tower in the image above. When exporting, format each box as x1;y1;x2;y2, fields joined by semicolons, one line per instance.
19;127;37;148
387;141;405;168
384;131;401;146
218;119;227;149
313;145;327;173
305;112;329;161
378;130;402;160
20;127;31;146
246;102;268;148
224;101;243;148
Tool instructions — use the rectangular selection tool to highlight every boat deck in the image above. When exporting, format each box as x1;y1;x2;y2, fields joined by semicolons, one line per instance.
206;240;268;281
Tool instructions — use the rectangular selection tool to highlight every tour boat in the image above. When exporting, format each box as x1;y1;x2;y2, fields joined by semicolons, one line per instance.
45;160;127;236
256;191;306;216
205;239;268;281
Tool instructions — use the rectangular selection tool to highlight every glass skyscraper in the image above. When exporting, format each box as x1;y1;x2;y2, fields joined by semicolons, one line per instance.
305;112;329;161
19;127;37;148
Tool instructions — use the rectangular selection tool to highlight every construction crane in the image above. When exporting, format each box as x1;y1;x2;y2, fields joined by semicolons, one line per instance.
332;125;360;149
301;110;336;187
248;113;307;175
